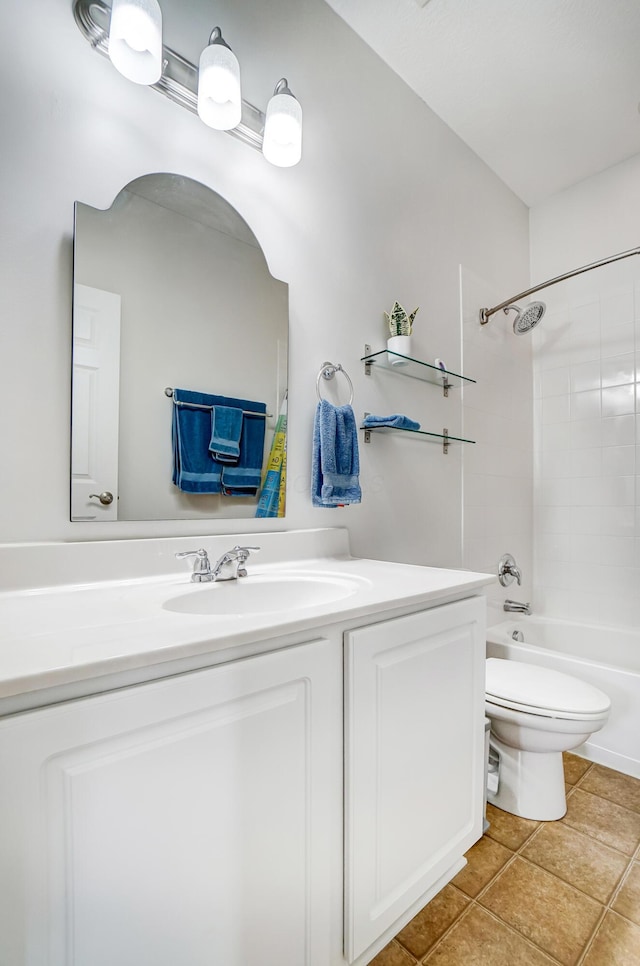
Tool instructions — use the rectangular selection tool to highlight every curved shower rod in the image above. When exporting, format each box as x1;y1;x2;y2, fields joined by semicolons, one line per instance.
479;245;640;325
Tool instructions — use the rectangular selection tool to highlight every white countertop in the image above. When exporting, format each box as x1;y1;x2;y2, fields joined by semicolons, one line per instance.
0;553;493;711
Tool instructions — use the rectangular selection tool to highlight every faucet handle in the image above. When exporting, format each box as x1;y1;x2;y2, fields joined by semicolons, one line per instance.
175;548;212;581
232;545;260;557
232;545;260;577
498;553;522;587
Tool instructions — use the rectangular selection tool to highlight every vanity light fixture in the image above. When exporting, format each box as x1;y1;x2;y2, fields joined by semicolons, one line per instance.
108;0;162;86
73;0;302;165
262;79;303;168
197;27;242;131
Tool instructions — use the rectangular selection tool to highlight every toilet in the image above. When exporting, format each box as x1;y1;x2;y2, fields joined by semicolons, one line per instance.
485;658;610;821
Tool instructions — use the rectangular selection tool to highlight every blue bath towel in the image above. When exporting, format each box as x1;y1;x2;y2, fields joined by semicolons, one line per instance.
210;405;243;463
172;389;266;495
221;408;267;497
361;413;421;431
311;399;361;508
172;389;222;493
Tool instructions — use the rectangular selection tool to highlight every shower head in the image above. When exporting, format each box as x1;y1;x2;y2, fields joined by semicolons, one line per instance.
504;301;546;335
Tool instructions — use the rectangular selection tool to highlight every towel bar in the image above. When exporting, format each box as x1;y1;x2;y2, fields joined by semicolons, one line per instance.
164;388;272;418
316;362;354;405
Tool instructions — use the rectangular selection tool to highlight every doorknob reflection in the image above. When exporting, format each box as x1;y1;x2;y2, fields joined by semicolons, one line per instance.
89;491;114;506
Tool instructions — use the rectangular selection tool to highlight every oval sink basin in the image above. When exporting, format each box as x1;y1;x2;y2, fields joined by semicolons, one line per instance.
163;573;361;617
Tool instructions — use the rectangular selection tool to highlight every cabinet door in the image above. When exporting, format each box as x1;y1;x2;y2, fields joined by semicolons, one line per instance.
344;598;486;964
0;638;342;966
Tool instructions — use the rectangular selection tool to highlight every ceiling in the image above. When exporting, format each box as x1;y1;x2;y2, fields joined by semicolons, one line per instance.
323;0;640;206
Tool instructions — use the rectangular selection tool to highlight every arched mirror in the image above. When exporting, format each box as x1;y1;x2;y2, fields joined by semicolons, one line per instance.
71;173;288;522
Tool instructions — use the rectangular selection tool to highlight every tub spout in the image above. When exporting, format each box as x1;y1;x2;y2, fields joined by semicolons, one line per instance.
504;599;531;615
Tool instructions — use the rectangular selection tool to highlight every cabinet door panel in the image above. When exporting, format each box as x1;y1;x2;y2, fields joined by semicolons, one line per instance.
0;638;341;966
344;598;485;963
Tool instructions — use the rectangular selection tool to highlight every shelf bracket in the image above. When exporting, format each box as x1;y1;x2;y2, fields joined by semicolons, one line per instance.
442;378;450;398
443;428;449;455
363;411;371;443
363;344;372;376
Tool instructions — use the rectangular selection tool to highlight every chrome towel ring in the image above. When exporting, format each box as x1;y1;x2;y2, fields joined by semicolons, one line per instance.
316;361;354;405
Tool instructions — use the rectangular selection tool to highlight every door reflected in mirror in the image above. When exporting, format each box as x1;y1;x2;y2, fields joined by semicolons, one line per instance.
71;173;288;522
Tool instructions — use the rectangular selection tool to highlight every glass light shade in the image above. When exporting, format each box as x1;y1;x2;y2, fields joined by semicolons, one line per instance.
262;89;302;167
109;0;162;86
197;41;242;131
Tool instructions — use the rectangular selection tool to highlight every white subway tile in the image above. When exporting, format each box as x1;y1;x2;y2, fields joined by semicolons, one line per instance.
601;446;635;478
601;414;636;447
599;535;636;568
602;384;635;417
570;418;602;449
601;323;635;358
601;506;635;536
542;394;570;424
570;361;601;394
541;422;571;451
537;506;572;534
571;476;603;506
542;450;572;479
600;476;635;506
571;389;601;421
601;286;634;328
542;367;571;397
601;353;635;388
570;506;602;535
571;448;602;477
570;533;601;564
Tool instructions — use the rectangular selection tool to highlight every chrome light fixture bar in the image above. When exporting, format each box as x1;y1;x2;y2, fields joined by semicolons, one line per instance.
73;0;266;151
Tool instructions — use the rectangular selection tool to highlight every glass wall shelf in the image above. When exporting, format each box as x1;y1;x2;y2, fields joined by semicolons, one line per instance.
360;423;476;455
361;345;475;397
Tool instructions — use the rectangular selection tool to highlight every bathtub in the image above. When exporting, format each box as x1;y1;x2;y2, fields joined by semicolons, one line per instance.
486;616;640;780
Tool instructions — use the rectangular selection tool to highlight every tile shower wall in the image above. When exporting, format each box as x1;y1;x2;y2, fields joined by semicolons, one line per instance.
461;267;534;616
533;261;640;626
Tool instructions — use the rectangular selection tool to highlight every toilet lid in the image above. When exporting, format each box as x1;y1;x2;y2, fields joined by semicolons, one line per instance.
486;658;610;716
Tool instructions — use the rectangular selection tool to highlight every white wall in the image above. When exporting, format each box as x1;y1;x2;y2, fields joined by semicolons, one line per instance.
530;154;640;627
0;0;529;568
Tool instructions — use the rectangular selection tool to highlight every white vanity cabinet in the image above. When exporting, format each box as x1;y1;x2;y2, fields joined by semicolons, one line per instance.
0;636;343;966
344;597;486;965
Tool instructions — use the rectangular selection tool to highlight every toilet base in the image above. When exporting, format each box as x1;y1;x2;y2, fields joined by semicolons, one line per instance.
487;735;567;821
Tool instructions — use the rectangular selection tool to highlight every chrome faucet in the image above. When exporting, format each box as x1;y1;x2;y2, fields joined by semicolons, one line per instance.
211;545;260;581
498;553;522;587
504;599;532;615
175;548;214;582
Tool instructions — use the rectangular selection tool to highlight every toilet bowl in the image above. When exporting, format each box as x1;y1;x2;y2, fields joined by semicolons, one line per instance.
485;658;610;821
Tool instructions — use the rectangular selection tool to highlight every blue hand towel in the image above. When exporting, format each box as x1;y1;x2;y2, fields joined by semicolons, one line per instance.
221;405;267;497
210;405;243;463
311;399;361;508
361;413;421;430
172;389;222;493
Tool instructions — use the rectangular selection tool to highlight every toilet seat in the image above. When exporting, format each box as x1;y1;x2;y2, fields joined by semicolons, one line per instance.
486;658;610;720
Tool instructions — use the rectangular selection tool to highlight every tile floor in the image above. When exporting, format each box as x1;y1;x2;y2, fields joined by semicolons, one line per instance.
371;754;640;966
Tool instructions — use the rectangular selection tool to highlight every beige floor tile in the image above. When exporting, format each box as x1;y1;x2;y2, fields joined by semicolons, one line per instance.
612;861;640;927
452;836;513;898
479;857;603;966
485;803;540;851
563;752;593;785
521;821;629;903
423;905;558;965
580;764;640;815
369;939;417;966
582;911;640;966
562;788;640;856
395;884;469;959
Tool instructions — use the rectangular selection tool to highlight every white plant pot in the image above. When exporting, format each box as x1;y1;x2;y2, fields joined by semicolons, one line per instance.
387;335;411;365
